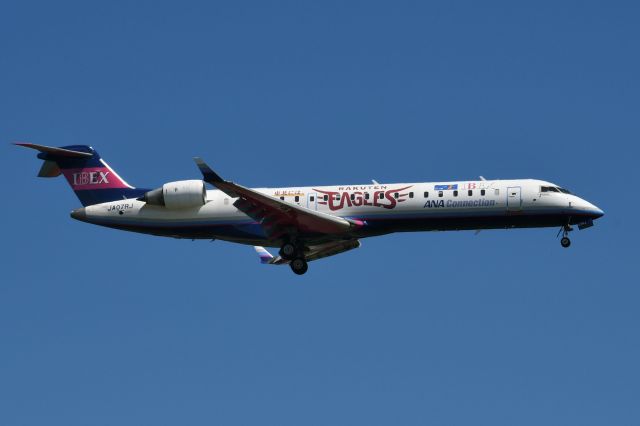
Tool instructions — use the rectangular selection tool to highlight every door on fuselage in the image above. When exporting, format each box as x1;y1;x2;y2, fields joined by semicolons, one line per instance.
507;186;522;211
307;192;317;210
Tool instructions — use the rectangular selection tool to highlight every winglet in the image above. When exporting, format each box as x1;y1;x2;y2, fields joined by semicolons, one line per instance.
193;157;224;183
254;246;275;264
193;157;239;197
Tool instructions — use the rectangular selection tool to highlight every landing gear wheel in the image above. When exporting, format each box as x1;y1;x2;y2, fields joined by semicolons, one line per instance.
560;237;571;248
290;258;308;275
280;243;297;260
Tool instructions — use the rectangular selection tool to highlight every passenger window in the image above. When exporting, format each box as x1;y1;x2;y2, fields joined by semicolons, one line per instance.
280;196;284;201
394;192;399;199
323;195;328;201
295;195;299;202
364;192;370;200
424;191;429;198
468;190;473;196
409;192;414;198
453;190;458;197
350;193;355;201
438;191;443;197
481;189;485;196
379;193;384;200
336;194;341;200
310;196;314;202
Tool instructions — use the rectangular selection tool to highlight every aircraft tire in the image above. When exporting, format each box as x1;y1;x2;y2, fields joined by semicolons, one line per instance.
560;237;571;248
290;258;308;275
280;243;297;260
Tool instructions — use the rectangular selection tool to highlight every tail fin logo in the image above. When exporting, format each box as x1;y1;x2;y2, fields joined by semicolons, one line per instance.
62;166;129;190
72;171;110;185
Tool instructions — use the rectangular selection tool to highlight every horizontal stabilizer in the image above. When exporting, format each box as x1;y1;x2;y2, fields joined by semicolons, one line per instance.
14;142;93;158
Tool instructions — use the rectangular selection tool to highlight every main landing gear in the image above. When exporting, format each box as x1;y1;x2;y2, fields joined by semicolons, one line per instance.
290;257;308;275
280;241;309;275
558;224;573;248
280;242;297;259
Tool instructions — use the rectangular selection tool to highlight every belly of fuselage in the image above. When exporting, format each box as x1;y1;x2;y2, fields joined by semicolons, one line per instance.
356;212;575;234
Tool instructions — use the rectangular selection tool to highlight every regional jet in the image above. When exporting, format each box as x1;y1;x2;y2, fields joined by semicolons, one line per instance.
15;143;604;275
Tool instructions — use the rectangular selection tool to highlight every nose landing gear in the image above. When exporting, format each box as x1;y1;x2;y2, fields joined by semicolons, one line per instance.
557;224;573;248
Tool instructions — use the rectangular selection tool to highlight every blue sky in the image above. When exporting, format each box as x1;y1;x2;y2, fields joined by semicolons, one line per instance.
1;1;639;425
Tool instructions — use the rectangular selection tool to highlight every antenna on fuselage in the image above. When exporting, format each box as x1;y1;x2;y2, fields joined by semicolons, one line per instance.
479;176;487;181
372;179;379;184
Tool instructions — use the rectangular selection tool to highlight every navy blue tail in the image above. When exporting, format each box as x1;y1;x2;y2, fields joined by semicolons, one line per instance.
17;143;149;206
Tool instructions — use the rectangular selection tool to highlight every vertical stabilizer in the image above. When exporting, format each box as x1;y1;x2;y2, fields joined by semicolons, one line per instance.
15;143;148;206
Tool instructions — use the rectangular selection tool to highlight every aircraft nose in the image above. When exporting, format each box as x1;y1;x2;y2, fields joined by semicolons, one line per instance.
592;206;605;219
70;207;87;222
578;199;604;219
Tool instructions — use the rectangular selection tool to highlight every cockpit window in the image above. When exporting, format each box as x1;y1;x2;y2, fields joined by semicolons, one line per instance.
540;186;572;194
541;186;560;193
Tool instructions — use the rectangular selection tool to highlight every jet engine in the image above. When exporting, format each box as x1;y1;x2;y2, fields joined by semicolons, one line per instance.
141;180;207;209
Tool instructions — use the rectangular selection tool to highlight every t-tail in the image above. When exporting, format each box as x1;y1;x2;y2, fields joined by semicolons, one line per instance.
15;143;148;206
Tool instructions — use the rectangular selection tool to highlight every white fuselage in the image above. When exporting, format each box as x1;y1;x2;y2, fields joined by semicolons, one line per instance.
73;178;603;247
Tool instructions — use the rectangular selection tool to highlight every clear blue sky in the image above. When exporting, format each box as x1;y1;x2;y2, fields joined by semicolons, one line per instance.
1;1;639;425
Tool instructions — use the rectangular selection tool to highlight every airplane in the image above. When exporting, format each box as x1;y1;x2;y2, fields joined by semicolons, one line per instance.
15;143;604;275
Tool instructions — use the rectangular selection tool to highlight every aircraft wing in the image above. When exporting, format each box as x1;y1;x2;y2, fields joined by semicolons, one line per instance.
254;239;360;265
194;158;358;239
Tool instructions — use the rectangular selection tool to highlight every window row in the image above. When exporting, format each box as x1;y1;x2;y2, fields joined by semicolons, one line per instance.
423;189;494;198
280;192;416;202
279;189;500;202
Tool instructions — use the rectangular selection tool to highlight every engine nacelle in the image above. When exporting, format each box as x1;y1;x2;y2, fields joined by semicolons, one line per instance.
141;180;206;209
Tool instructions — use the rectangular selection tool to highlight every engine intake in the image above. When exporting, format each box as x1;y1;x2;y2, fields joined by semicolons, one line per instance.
141;180;207;209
